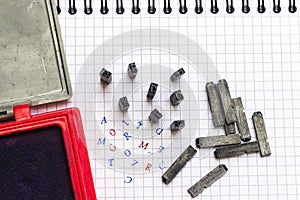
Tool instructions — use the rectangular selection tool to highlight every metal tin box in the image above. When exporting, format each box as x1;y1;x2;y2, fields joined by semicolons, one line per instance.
0;1;96;199
0;0;72;120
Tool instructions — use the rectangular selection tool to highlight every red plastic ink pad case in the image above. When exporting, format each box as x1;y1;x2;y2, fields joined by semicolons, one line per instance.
0;1;96;199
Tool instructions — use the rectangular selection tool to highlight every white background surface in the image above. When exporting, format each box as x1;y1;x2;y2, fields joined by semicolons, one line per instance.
34;0;300;199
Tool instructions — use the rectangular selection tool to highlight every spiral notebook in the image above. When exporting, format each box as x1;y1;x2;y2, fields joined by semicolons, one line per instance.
36;0;300;199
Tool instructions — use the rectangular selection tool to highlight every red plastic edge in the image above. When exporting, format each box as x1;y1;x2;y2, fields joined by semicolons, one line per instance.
0;106;96;200
13;104;31;121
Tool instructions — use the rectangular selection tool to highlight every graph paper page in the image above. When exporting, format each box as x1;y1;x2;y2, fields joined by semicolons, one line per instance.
34;0;300;199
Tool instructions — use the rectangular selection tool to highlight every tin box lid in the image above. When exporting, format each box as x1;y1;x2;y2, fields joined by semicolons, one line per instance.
0;0;72;119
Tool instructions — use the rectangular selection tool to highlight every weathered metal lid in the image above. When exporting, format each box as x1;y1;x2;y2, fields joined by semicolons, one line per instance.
0;0;72;120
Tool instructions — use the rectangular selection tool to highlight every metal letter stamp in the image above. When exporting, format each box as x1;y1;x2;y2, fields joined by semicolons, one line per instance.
214;141;260;158
195;134;241;148
217;79;236;124
128;62;138;79
206;82;226;127
170;68;185;81
170;120;185;131
252;112;271;157
147;82;158;100
149;108;162;123
119;96;130;111
162;145;197;184
224;122;236;135
100;68;112;84
170;90;184;106
187;164;228;198
232;97;251;142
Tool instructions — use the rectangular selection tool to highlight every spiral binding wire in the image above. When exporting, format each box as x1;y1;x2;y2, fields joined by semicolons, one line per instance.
179;0;188;14
56;0;297;15
257;0;266;13
148;0;156;14
289;0;297;13
132;0;141;14
273;0;281;13
195;0;203;14
210;0;219;14
116;0;125;14
84;0;93;14
163;0;172;14
68;0;77;15
226;0;234;14
242;0;250;13
100;0;109;14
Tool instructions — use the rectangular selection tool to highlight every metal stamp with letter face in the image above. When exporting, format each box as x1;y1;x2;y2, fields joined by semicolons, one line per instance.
206;82;226;127
195;134;241;148
100;68;112;84
147;82;158;100
149;108;162;123
162;145;197;184
170;90;184;106
170;68;185;81
214;141;260;159
217;79;236;124
170;120;185;131
119;96;130;111
233;97;251;142
252;112;271;157
224;122;236;135
128;62;138;79
187;164;228;198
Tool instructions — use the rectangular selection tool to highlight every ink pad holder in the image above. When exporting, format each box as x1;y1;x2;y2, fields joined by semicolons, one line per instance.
0;1;96;199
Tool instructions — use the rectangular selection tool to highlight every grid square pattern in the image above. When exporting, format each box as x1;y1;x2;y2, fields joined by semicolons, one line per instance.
32;0;300;199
